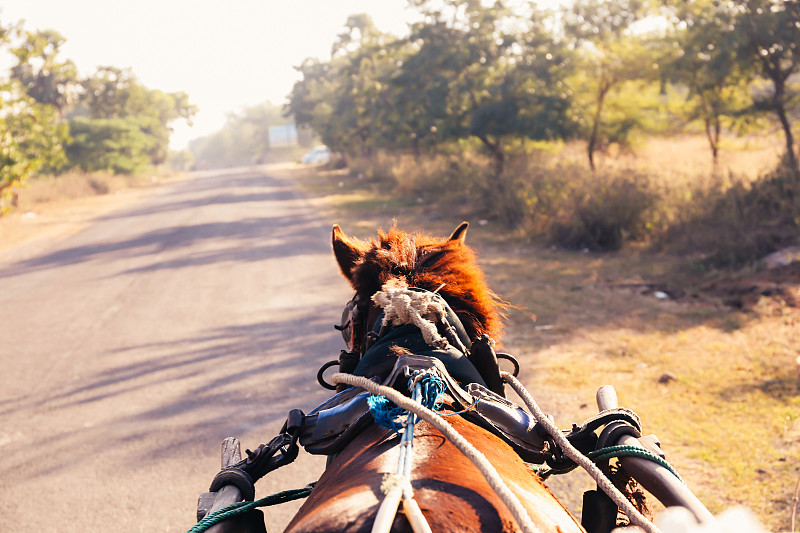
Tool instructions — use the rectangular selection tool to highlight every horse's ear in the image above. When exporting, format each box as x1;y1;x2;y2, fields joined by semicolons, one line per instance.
332;224;365;282
448;221;469;244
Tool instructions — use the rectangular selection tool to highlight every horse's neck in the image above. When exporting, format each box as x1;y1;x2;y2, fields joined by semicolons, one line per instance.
285;417;584;533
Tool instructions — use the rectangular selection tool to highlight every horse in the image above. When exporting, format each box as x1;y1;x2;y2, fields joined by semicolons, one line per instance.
283;222;584;533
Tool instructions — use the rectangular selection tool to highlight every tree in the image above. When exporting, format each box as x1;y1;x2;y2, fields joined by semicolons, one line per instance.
0;20;69;210
66;116;157;174
0;80;68;210
287;1;575;184
735;0;800;175
563;0;657;170
664;0;753;164
80;66;145;119
75;66;196;169
285;58;337;148
10;28;78;115
391;1;573;173
468;10;575;174
287;14;405;158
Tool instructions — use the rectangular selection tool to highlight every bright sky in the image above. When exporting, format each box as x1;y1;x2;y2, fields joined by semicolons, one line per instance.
2;0;564;150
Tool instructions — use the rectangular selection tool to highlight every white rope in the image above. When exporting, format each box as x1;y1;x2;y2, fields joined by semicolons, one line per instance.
501;372;662;533
332;372;543;533
372;380;433;533
371;280;449;350
372;483;404;533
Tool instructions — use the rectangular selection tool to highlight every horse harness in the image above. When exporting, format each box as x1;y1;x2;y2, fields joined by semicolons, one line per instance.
200;287;658;532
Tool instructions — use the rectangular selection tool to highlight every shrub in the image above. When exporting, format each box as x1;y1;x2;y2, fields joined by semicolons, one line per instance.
66;117;157;174
348;153;399;186
347;149;493;204
543;168;657;251
660;162;800;267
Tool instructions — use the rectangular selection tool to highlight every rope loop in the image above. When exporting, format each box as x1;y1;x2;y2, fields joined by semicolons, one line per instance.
537;445;684;483
590;445;684;483
416;373;446;412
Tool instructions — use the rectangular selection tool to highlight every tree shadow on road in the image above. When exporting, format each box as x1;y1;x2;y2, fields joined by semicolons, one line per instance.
0;311;346;479
0;213;332;279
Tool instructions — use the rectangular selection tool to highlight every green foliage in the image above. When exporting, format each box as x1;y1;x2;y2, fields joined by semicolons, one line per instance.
0;16;197;199
0;20;71;210
0;80;69;211
562;0;661;170
78;66;196;166
286;0;800;256
80;66;151;119
286;3;574;175
10;28;78;114
734;0;800;174
66;116;158;174
287;14;408;157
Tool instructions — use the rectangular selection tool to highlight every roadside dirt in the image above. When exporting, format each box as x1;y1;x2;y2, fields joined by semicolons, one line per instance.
605;261;800;313
0;175;189;259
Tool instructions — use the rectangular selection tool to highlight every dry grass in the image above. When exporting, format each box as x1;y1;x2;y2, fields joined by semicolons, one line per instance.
0;169;185;254
486;245;800;529
335;135;788;264
595;134;781;182
280;138;800;530
10;170;166;210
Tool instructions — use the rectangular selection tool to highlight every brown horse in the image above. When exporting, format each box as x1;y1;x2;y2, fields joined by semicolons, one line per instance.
283;223;583;533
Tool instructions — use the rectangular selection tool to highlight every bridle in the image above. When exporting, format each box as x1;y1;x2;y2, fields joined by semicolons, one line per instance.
319;293;384;391
333;295;363;356
333;293;380;357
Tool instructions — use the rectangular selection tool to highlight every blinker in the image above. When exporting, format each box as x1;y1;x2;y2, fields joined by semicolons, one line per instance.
335;295;360;353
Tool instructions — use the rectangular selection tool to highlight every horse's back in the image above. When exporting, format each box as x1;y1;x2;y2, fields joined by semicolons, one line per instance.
284;417;584;533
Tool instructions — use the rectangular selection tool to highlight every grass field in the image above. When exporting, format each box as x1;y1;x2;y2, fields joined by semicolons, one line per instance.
284;135;799;531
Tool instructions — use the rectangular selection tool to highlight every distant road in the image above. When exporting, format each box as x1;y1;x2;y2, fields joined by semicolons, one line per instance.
0;167;351;532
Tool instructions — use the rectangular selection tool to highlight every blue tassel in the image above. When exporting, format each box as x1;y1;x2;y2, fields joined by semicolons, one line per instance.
368;375;447;432
367;394;407;432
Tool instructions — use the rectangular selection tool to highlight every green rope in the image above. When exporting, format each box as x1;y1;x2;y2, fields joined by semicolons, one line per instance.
188;485;314;533
536;445;684;483
588;445;684;483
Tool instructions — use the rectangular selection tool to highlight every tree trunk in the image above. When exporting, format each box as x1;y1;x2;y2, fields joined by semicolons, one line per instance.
588;83;610;173
758;53;799;178
704;116;720;166
477;134;504;178
478;134;521;226
774;96;798;177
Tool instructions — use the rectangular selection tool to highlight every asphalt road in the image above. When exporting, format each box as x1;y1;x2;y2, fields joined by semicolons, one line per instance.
0;167;351;532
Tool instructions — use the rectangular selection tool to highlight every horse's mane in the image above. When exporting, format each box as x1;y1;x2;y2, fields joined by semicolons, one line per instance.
333;223;505;343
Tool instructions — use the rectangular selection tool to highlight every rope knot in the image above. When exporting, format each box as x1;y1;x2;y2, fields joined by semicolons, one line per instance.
372;279;449;350
380;473;413;497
